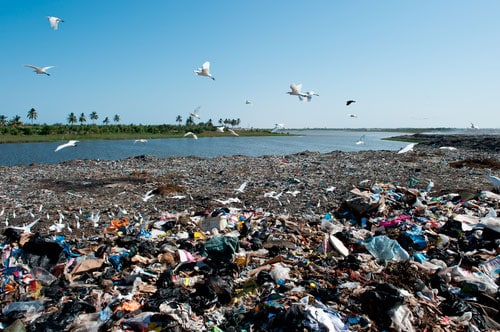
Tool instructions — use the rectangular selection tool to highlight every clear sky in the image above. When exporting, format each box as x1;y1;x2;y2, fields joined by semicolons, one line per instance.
1;1;499;129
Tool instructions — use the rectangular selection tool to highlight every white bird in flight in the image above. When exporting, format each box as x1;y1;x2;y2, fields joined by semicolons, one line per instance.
7;218;39;234
134;139;148;144
356;135;365;145
228;128;239;136
216;126;225;133
272;123;285;132
234;181;248;193
184;132;198;139
194;61;215;80
141;190;155;202
47;16;64;30
299;91;319;102
397;143;417;154
190;106;201;119
287;83;307;100
25;64;54;76
55;140;79;152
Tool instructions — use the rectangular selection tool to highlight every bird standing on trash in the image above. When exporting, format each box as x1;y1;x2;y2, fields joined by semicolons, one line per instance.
397;143;417;154
486;169;500;191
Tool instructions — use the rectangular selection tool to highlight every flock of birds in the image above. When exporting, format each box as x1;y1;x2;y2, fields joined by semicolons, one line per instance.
25;16;496;177
24;15;363;151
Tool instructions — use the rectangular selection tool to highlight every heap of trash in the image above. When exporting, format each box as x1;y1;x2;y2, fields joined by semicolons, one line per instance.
1;176;499;331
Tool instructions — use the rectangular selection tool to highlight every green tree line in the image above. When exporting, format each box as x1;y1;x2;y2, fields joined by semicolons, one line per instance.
0;109;244;137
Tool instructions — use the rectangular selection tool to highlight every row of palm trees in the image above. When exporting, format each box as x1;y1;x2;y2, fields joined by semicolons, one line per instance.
1;108;241;128
66;112;120;126
0;109;120;127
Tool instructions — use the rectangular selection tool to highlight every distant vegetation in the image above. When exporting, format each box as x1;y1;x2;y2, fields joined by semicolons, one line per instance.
0;110;278;143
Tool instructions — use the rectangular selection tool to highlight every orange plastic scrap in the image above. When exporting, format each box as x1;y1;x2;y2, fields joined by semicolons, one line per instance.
3;281;18;293
115;300;142;312
110;218;130;230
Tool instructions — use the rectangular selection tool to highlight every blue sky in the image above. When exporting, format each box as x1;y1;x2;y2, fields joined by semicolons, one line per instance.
1;1;499;129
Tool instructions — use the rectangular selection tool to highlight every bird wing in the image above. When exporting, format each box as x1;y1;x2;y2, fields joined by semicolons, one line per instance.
184;132;193;136
290;83;302;93
25;64;41;70
55;143;68;152
202;61;210;70
68;140;79;144
42;66;54;71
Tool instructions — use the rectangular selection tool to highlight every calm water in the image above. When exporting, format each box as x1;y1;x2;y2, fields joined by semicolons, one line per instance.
1;129;497;166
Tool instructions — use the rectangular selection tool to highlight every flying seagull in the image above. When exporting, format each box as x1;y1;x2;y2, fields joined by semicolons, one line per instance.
234;181;248;193
134;139;148;144
194;61;215;80
47;16;64;30
346;100;356;106
287;83;307;100
184;132;198;139
25;64;54;76
299;91;319;102
397;143;417;154
245;99;252;105
271;123;284;132
356;135;365;145
216;126;225;133
348;114;358;118
55;140;79;152
228;128;239;136
190;106;201;119
7;218;39;234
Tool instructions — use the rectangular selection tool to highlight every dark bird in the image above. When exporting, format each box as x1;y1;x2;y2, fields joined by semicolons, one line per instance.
346;100;356;106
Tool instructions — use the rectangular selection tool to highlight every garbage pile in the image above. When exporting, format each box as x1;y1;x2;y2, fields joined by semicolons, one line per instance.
1;179;499;331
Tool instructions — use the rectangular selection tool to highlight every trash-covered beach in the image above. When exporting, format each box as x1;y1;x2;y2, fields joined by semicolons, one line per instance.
1;134;499;331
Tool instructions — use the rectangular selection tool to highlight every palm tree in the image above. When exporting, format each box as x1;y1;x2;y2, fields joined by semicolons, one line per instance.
27;108;38;125
113;114;120;124
103;117;110;125
0;115;8;126
79;113;86;125
9;115;23;127
90;111;98;124
185;116;194;126
67;112;77;126
176;115;183;126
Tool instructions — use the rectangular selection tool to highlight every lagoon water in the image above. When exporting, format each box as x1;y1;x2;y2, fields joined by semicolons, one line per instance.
2;128;497;166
